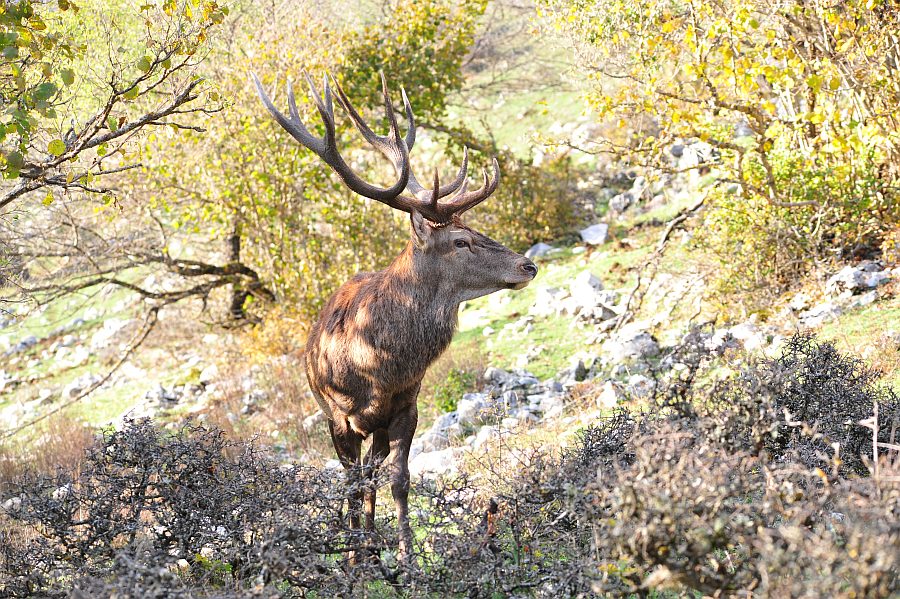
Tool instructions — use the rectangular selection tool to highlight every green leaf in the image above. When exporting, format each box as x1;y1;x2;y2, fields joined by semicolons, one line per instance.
48;139;66;156
137;56;152;73
60;68;75;86
33;82;57;102
5;151;24;168
123;85;139;100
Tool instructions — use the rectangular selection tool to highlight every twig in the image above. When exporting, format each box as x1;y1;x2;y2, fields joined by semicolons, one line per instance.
613;192;708;333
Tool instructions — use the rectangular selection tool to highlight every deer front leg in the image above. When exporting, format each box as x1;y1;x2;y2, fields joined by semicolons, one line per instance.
386;402;418;563
363;429;390;533
328;419;364;562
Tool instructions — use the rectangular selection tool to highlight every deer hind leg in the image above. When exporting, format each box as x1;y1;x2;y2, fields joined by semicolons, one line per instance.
386;401;418;563
363;428;390;533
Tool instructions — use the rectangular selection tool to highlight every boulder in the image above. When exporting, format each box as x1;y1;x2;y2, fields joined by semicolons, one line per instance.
625;374;655;398
529;286;570;317
409;448;460;479
457;393;488;427
524;242;554;259
826;262;890;296
603;329;660;362
579;223;609;245
799;302;842;327
596;380;623;409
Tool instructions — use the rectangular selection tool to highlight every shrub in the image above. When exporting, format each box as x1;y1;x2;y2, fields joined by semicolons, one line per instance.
431;368;477;413
1;335;897;597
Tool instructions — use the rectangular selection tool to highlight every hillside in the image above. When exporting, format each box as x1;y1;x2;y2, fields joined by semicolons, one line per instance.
1;0;899;597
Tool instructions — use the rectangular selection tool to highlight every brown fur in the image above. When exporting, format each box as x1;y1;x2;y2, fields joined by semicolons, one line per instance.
305;214;537;561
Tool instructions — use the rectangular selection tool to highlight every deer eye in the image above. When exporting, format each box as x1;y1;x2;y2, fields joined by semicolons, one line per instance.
454;239;469;249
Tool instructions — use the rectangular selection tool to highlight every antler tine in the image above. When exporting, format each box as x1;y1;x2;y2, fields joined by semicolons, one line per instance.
252;70;409;202
251;72;323;154
407;147;470;202
442;157;501;217
330;72;407;170
304;71;336;147
401;87;415;150
430;169;440;209
330;72;466;203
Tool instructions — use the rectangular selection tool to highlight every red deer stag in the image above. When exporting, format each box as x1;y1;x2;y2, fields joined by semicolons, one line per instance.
252;71;538;562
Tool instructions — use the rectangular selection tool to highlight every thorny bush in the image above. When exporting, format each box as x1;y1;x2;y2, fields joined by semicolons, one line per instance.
0;334;897;597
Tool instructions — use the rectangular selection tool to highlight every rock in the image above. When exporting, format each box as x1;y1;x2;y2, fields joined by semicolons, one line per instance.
524;242;554;259
539;394;566;418
603;329;660;361
847;290;878;309
457;393;488;427
303;410;325;432
500;390;520;411
579;223;609;245
609;192;634;213
596;380;622;409
471;425;502;450
90;318;133;350
419;430;450;452
572;359;587;382
430;411;459;434
500;417;519;429
8;335;38;355
1;496;22;513
789;292;813;312
62;373;102;399
570;270;603;295
483;367;510;386
529;286;570;317
826;262;890;296
409;448;460;479
482;326;495;337
728;322;768;351
799;302;843;327
625;374;655;398
198;364;219;385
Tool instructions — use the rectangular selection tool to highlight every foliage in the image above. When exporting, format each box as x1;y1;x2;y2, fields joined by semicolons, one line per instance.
139;0;490;322
432;367;477;413
2;336;897;597
540;0;900;299
0;0;80;181
0;0;223;209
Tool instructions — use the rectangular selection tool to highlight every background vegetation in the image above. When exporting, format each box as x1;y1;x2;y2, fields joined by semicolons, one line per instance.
1;0;898;596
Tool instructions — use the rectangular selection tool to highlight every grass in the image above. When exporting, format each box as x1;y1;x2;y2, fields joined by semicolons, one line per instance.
816;294;900;389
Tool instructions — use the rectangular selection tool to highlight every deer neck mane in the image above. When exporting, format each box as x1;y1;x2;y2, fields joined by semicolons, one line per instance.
377;241;459;343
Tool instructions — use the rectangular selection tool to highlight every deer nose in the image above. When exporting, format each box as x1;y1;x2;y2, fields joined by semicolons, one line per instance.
519;259;538;278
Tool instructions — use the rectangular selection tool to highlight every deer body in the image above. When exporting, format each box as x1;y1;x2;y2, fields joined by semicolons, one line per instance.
253;71;537;562
305;242;459;435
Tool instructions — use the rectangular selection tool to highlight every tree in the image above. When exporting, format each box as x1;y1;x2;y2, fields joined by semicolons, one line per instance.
539;0;900;299
1;0;227;312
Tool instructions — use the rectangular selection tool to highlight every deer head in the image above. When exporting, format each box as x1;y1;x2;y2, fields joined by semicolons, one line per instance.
251;71;538;302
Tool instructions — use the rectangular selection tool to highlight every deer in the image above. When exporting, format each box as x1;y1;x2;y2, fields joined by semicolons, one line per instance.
251;71;538;564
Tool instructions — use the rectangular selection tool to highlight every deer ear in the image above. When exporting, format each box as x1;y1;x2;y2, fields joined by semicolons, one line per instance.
410;210;433;249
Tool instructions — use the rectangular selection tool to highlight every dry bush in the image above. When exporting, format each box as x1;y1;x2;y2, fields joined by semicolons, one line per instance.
203;355;333;461
0;334;897;597
0;414;93;495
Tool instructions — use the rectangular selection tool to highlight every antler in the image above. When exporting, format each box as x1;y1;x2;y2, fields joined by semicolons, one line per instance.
251;70;500;224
